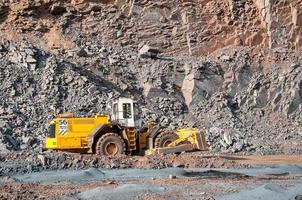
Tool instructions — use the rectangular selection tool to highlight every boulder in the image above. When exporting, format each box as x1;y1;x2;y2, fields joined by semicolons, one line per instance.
50;3;67;15
138;45;159;58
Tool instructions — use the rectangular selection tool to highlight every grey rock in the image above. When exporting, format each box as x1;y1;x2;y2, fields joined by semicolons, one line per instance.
65;76;74;84
88;85;97;94
26;56;37;63
24;48;35;56
209;127;223;135
108;57;118;65
223;131;233;145
220;139;229;148
138;45;159;58
50;3;67;15
0;142;7;152
219;54;232;61
234;140;244;152
29;63;36;71
0;44;7;52
4;135;19;150
10;53;22;63
117;30;123;38
169;175;176;179
0;119;7;128
77;48;88;57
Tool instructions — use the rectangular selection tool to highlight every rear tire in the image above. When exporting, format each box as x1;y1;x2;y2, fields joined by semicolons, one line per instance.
96;133;126;156
154;131;179;148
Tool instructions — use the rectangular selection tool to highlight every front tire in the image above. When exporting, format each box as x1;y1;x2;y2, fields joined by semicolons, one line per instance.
154;131;179;148
96;133;126;156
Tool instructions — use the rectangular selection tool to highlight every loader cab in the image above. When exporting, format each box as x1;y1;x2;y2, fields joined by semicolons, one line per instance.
111;98;135;127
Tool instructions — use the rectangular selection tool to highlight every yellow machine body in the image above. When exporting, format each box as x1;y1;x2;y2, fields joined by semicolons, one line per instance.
45;114;110;150
45;98;207;156
145;128;207;155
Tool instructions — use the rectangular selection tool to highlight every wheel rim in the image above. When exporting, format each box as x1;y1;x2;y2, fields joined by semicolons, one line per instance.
163;140;172;147
105;143;118;155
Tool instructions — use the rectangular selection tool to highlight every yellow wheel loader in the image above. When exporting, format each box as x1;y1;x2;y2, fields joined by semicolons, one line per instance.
45;98;207;156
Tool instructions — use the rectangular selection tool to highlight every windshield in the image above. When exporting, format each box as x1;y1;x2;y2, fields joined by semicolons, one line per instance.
122;103;132;119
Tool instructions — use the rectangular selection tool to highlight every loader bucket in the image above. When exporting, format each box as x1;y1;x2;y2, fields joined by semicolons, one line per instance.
145;128;208;155
195;130;208;151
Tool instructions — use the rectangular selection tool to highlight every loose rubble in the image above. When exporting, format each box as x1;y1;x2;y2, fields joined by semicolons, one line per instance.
0;0;301;155
0;151;247;175
0;2;302;199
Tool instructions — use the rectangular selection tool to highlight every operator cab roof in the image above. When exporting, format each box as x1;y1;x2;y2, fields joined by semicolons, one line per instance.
113;98;136;103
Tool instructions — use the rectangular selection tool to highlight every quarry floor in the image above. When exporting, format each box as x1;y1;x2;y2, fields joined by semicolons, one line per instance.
1;153;302;200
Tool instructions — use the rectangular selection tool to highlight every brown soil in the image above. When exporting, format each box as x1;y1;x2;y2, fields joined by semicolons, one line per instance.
1;152;302;200
0;181;117;200
44;26;77;50
1;173;301;200
0;151;247;175
221;155;302;165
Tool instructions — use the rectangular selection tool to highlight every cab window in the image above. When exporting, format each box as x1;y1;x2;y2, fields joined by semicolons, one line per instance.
123;103;132;119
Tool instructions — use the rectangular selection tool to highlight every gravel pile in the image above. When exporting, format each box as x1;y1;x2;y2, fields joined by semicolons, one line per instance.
0;42;118;151
1;40;302;155
0;151;246;175
0;0;301;155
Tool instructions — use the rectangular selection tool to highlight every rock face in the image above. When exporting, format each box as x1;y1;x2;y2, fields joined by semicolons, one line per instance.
253;0;302;50
1;0;300;56
0;0;301;154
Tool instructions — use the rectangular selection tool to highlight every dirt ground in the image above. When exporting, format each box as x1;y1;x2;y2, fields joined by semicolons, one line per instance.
0;181;117;200
1;169;302;200
0;151;248;176
1;152;302;200
221;155;302;165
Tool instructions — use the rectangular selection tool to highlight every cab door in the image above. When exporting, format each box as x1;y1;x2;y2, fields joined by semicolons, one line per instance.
111;98;135;127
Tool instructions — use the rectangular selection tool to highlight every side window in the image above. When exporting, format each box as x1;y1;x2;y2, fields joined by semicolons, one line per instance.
123;103;132;119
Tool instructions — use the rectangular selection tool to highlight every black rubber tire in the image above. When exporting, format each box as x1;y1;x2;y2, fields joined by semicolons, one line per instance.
96;133;126;156
154;131;179;148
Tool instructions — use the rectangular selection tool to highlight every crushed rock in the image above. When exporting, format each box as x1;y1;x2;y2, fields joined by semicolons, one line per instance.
0;151;248;175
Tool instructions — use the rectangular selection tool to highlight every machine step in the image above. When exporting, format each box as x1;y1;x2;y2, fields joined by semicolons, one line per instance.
126;128;137;150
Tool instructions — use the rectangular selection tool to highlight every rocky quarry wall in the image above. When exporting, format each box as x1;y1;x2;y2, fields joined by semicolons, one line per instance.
253;0;302;49
0;0;301;154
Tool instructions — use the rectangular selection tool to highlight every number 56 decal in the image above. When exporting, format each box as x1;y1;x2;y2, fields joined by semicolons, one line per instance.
59;119;68;135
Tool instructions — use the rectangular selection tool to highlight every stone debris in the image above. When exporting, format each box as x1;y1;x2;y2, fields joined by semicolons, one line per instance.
139;45;160;59
0;39;301;155
0;0;301;155
50;3;67;15
169;175;176;179
0;151;247;175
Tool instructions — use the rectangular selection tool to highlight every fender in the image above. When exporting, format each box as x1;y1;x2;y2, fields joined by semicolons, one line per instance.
147;126;162;149
87;124;123;153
